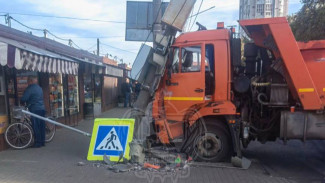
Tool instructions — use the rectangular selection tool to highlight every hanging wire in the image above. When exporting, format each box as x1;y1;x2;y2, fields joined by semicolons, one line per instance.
46;30;70;41
186;9;195;32
71;41;83;49
10;17;43;31
189;0;203;31
9;16;84;50
100;42;137;54
86;43;97;51
0;12;125;24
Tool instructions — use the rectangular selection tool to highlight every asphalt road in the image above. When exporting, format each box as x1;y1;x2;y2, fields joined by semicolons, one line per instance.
244;140;325;183
0;108;324;183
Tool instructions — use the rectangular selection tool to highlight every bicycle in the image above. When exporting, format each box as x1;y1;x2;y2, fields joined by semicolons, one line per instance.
4;106;56;149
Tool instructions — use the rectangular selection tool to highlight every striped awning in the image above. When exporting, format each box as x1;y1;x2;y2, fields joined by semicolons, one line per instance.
0;41;78;75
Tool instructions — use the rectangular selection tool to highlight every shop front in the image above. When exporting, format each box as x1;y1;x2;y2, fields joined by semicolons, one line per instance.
80;62;104;118
0;67;8;135
102;64;124;111
48;73;80;125
0;38;79;150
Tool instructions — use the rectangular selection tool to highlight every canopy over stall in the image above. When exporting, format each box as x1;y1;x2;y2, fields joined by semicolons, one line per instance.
0;37;78;75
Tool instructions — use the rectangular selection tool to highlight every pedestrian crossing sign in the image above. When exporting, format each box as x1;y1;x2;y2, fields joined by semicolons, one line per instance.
87;118;135;161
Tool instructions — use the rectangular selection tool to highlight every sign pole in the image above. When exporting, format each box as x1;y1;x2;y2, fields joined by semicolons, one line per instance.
21;110;91;137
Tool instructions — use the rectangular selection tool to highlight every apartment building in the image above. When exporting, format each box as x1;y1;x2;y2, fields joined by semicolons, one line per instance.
239;0;289;20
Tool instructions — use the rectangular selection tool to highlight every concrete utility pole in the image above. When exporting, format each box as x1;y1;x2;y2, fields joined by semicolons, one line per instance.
97;38;100;56
153;0;162;49
132;0;163;141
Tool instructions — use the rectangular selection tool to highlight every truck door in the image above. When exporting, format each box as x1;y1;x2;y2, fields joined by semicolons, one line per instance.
164;45;206;121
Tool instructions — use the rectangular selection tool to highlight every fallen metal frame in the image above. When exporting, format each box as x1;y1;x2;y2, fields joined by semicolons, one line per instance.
21;109;91;137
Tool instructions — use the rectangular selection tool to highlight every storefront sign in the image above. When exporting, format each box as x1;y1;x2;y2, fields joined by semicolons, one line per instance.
105;65;123;78
87;118;134;161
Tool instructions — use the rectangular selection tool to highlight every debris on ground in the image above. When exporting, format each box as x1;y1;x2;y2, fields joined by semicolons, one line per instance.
86;144;244;174
97;146;191;174
77;162;86;166
143;163;160;170
93;163;101;168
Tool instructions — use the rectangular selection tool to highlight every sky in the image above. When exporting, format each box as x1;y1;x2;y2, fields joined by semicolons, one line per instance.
0;0;303;65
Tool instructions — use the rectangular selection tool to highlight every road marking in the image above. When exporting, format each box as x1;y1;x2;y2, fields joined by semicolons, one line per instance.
164;97;204;101
298;88;315;93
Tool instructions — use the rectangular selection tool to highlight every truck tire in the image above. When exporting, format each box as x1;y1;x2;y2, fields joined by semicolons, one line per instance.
191;119;232;162
244;43;258;58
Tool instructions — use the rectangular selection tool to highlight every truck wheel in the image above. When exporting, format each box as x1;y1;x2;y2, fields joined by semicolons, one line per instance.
191;120;232;162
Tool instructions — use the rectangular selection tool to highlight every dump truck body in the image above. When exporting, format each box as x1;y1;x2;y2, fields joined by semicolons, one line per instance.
149;17;325;162
240;18;325;110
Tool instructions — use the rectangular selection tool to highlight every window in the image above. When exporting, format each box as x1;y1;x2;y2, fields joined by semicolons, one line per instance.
181;46;201;73
94;75;102;103
205;45;214;72
171;48;179;73
205;45;215;95
84;75;93;103
49;74;64;118
256;4;264;13
68;75;79;115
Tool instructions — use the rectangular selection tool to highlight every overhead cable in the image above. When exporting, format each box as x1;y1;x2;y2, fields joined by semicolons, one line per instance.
100;42;137;54
189;0;203;31
9;16;84;49
0;12;125;24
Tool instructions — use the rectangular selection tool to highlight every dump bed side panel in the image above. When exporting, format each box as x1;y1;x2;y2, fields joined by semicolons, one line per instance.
240;17;324;110
298;41;325;106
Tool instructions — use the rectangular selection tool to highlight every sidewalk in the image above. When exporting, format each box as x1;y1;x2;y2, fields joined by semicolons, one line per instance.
0;107;294;183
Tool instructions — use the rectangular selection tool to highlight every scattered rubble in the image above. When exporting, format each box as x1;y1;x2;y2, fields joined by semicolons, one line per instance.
89;146;192;174
77;162;86;166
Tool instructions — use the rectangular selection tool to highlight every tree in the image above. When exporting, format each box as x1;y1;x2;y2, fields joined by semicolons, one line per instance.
288;0;325;41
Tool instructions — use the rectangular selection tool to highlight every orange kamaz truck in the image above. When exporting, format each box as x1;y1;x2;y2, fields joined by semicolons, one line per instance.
131;14;325;167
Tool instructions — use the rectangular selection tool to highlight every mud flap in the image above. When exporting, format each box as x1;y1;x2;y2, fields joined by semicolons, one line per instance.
228;119;251;169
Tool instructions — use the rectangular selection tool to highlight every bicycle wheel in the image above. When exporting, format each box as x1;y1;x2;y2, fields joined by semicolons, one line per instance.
45;118;56;142
5;123;34;149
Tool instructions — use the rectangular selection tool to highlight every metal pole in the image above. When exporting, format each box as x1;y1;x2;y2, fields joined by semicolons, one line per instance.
21;110;91;137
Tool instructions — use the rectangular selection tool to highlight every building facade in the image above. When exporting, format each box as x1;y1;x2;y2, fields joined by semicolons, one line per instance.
239;0;289;20
0;24;126;151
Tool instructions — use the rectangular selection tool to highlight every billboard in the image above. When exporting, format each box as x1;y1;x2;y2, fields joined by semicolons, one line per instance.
125;1;168;42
